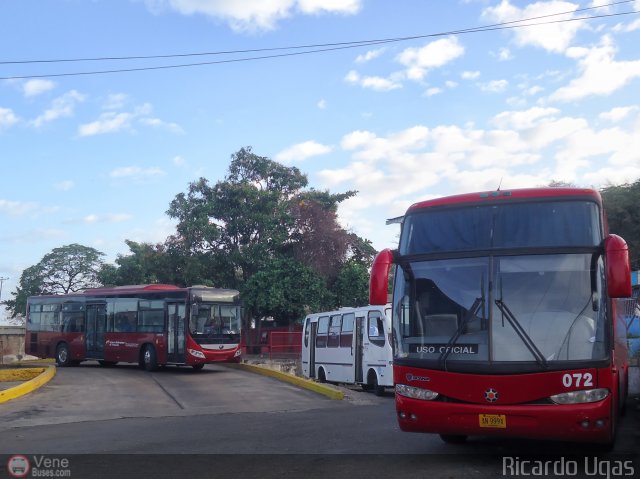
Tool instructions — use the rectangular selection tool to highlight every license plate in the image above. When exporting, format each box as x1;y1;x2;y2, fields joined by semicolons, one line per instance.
479;414;506;428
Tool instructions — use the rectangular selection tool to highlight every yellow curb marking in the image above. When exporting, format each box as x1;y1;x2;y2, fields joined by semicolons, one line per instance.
0;366;56;404
229;363;344;400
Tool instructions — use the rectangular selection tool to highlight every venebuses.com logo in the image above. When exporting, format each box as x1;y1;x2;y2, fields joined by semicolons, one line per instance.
7;455;72;478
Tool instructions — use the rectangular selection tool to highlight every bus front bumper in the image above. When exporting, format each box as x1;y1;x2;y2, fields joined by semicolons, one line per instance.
395;395;614;443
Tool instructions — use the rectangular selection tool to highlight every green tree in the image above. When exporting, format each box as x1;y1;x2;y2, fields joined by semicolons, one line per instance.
242;258;332;326
333;259;371;307
6;244;105;318
601;180;640;270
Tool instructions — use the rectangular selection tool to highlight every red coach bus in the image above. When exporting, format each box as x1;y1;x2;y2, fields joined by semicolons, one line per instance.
26;284;242;370
369;188;632;446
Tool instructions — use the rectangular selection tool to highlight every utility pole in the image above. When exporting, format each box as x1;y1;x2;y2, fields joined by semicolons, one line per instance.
0;276;7;303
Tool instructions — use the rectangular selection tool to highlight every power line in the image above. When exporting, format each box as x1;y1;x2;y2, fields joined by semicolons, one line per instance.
1;6;638;80
0;0;635;66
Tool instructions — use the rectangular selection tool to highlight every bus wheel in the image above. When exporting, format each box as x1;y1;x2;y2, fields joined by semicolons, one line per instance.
318;368;326;383
141;345;158;372
192;364;205;371
372;375;385;397
439;434;467;444
56;343;71;367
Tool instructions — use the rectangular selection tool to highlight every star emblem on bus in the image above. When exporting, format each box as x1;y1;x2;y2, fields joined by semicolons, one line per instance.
484;388;499;402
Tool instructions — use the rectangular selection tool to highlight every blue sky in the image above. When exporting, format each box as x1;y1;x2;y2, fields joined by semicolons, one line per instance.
1;0;640;320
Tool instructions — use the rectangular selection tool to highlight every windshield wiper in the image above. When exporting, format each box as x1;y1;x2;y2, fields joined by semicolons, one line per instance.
438;275;485;367
495;278;547;368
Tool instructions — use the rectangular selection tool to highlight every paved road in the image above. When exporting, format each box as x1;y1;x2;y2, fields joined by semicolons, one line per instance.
0;362;637;478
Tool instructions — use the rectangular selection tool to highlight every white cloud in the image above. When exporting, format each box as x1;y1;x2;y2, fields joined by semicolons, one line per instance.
0;199;39;217
23;79;55;97
0;107;19;130
31;90;85;128
480;79;509;92
109;166;167;180
275;140;333;163
103;93;129;110
482;0;584;53
550;36;640;102
396;37;464;81
317;99;327;109
172;155;186;166
355;48;386;63
54;180;75;191
139;117;185;133
314;109;640;249
599;106;639;122
78;111;134;136
344;70;402;91
493;106;560;130
497;47;513;61
146;0;361;32
424;87;442;97
462;70;480;80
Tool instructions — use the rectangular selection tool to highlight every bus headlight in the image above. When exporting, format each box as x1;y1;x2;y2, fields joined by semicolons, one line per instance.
550;388;609;404
188;348;206;359
395;384;439;401
234;349;242;357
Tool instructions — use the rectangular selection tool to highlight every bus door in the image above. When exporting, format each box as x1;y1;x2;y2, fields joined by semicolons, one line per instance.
85;303;106;358
167;303;186;363
309;322;317;379
355;315;365;383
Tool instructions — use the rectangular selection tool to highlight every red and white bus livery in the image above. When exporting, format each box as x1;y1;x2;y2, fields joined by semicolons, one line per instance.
26;284;242;370
370;188;631;446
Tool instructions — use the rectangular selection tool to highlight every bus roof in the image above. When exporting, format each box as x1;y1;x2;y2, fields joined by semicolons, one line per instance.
82;284;182;294
407;187;601;214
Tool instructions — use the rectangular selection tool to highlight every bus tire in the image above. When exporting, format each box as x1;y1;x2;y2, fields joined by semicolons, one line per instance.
141;345;158;372
439;434;467;444
192;364;205;371
56;343;71;367
372;375;385;397
317;368;326;383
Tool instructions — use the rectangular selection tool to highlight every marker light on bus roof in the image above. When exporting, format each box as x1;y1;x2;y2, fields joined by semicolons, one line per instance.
395;384;439;401
549;388;608;405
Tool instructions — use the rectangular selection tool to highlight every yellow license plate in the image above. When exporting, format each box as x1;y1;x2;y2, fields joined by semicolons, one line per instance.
479;414;506;428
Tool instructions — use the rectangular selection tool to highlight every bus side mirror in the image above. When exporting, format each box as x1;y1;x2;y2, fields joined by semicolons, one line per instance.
604;234;632;298
369;249;394;305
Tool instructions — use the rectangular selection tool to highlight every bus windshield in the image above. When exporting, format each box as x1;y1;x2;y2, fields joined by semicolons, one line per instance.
190;304;241;342
400;200;601;255
394;253;607;369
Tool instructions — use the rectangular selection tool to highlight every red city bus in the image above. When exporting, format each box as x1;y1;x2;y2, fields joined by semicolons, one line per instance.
370;188;632;446
26;284;242;370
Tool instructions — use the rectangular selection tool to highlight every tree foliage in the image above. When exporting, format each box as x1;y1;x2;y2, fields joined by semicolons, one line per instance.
166;146;372;324
5;244;104;318
601;180;640;270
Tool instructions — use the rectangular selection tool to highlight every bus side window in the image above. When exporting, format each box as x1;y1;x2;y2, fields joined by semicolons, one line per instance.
327;314;341;348
316;316;329;348
368;311;385;347
340;313;354;348
303;317;310;347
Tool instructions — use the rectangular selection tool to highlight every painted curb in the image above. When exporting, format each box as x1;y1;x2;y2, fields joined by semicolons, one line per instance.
228;363;344;400
0;366;56;404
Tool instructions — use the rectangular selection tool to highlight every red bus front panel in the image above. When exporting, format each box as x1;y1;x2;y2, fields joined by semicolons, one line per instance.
394;364;618;443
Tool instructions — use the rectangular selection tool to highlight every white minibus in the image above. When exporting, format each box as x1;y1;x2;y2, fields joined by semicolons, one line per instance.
301;305;393;395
